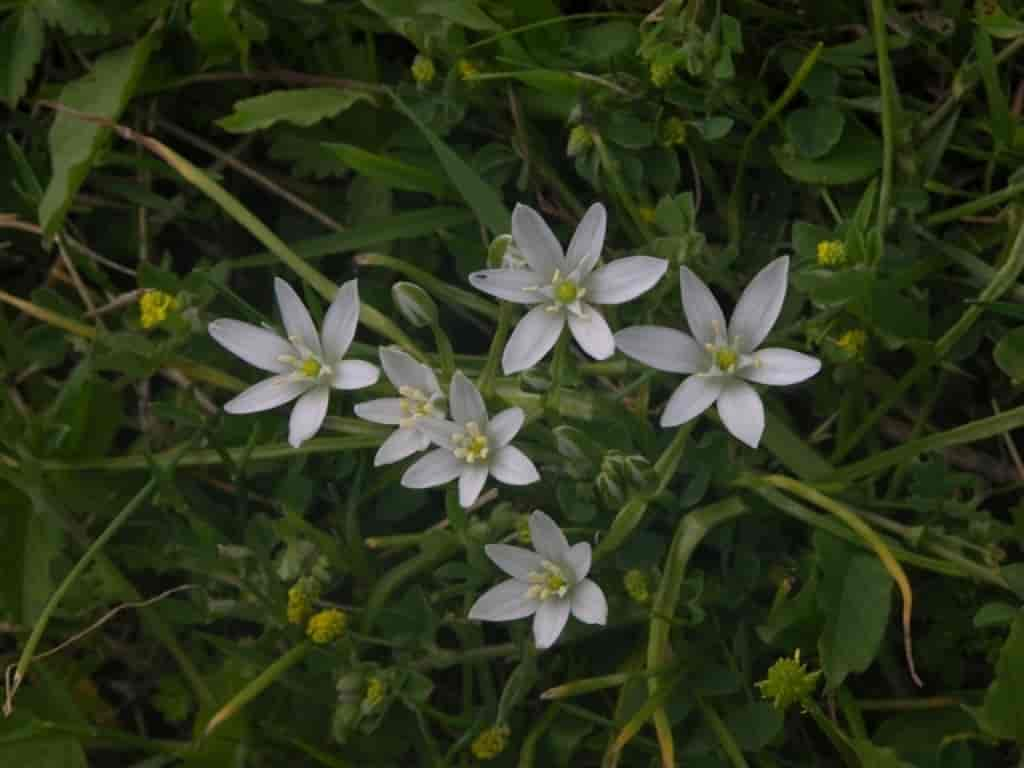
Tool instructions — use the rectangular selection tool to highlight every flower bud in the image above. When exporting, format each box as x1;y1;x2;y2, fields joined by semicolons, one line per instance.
659;116;687;147
567;124;594;157
596;471;627;510
392;282;438;328
306;608;348;644
411;54;435;84
472;725;510;760
139;290;179;329
624;569;651;604
487;233;527;269
835;329;867;360
756;649;821;711
816;240;847;267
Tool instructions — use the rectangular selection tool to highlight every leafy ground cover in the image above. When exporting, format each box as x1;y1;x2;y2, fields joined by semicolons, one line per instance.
2;0;1024;766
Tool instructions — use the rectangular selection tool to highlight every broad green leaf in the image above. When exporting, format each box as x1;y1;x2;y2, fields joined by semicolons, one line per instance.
851;739;911;768
421;0;501;31
217;88;373;133
692;115;734;141
976;615;1024;743
0;8;44;108
322;143;450;196
994;326;1024;380
0;483;59;624
976;3;1024;38
35;0;109;34
791;220;833;263
974;602;1020;628
791;266;873;307
815;533;893;690
393;93;510;235
38;37;155;236
772;118;882;185
785;105;846;159
725;701;783;751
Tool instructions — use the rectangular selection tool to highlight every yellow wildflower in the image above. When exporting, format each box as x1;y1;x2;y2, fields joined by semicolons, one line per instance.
835;329;867;359
139;290;178;329
412;54;435;84
815;240;847;267
471;725;510;760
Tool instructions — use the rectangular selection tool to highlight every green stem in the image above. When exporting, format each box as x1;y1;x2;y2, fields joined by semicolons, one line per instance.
546;331;571;413
728;43;823;250
697;695;750;768
802;699;859;768
432;321;457;383
9;455;183;708
592;133;652;242
478;304;514;399
204;642;313;735
870;0;898;266
645;497;750;766
925;180;1024;226
517;704;560;768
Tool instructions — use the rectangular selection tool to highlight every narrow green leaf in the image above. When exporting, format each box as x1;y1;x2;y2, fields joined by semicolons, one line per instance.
0;9;44;108
392;92;510;235
994;326;1024;380
218;88;373;133
975;27;1011;148
38;37;154;235
322;142;450;196
36;0;109;35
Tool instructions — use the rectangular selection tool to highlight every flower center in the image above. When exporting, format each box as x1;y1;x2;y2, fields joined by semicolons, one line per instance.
451;421;490;464
555;279;579;304
398;385;437;428
526;561;570;601
714;346;738;372
301;358;322;378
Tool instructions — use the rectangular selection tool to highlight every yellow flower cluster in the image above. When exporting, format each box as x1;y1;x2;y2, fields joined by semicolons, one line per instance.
836;329;867;359
139;290;178;329
471;725;510;760
412;54;435;84
306;608;347;644
815;240;847;267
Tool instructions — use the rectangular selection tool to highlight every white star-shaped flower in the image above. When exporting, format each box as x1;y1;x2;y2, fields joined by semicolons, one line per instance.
469;203;668;374
354;347;445;466
614;255;821;448
208;278;380;448
400;371;539;507
468;510;607;650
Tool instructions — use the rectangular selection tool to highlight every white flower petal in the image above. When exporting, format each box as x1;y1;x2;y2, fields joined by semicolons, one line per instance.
485;544;545;580
614;326;705;374
223;374;311;414
374;427;429;466
728;255;789;353
533;598;571;649
401;448;464;489
469;269;546;304
449;371;487;426
567;542;592;583
459;464;489;507
585;256;668;305
680;266;727;346
529;510;570;564
716;379;765;449
502;305;565;374
321;279;359;362
661;375;723;427
488;408;525;447
741;348;821;386
565;202;606;278
511;203;564;279
571;579;608;625
274;278;321;357
380;346;440;394
568;308;615;361
489;446;539;486
354;398;404;425
330;360;380;390
288;386;330;448
416;416;462;448
208;319;293;373
468;579;539;622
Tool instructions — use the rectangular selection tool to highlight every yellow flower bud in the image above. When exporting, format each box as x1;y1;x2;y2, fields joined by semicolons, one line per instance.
363;676;386;710
659;116;687;147
835;329;867;359
650;60;675;87
457;59;480;80
306;608;347;644
471;725;510;760
139;290;178;329
567;124;594;157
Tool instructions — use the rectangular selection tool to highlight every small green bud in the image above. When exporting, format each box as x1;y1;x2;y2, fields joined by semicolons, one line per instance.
756;650;821;711
623;454;656;491
650;59;675;87
514;514;532;545
487;233;527;269
596;471;626;510
392;281;438;328
624;569;651;604
411;54;435;84
567;124;594;157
